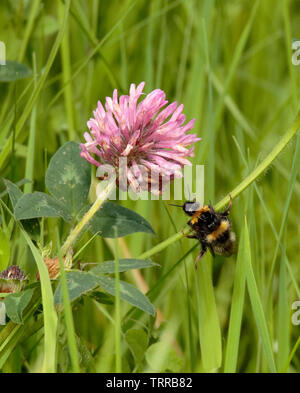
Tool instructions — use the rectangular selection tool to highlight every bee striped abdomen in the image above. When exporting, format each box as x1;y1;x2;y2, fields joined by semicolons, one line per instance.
206;220;229;243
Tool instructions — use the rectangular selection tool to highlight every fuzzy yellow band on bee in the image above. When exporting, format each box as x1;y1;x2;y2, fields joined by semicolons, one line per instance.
190;205;210;224
206;220;229;242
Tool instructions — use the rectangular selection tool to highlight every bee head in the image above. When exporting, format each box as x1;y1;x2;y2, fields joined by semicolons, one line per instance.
182;201;201;216
168;201;201;216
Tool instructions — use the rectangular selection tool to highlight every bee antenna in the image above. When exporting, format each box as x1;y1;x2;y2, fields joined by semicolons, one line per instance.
168;203;183;208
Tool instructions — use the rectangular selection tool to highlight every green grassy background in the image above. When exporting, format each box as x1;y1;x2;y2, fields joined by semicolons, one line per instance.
1;0;300;373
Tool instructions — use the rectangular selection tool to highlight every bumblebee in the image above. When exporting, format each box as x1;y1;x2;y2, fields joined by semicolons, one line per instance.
170;196;236;268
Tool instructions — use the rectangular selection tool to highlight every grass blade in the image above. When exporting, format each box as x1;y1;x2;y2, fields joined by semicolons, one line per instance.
20;229;58;373
243;217;277;373
195;256;222;371
277;249;289;371
24;53;37;194
224;225;247;373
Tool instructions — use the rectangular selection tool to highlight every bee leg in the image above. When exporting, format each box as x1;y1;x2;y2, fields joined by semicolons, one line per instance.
181;229;198;239
223;194;233;216
195;247;207;269
185;235;198;239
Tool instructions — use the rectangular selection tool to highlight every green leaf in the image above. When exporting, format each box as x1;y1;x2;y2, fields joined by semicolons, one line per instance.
88;291;114;305
0;61;32;82
88;202;155;238
3;180;40;238
125;329;149;362
4;289;34;324
3;179;23;208
45;142;91;217
145;342;183;372
0;228;10;271
55;270;155;315
54;271;99;305
14;192;72;221
94;275;155;316
90;258;158;274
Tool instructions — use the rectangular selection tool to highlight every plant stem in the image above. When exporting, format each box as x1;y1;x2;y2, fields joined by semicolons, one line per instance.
61;179;115;255
138;109;300;260
138;231;184;260
114;229;121;373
